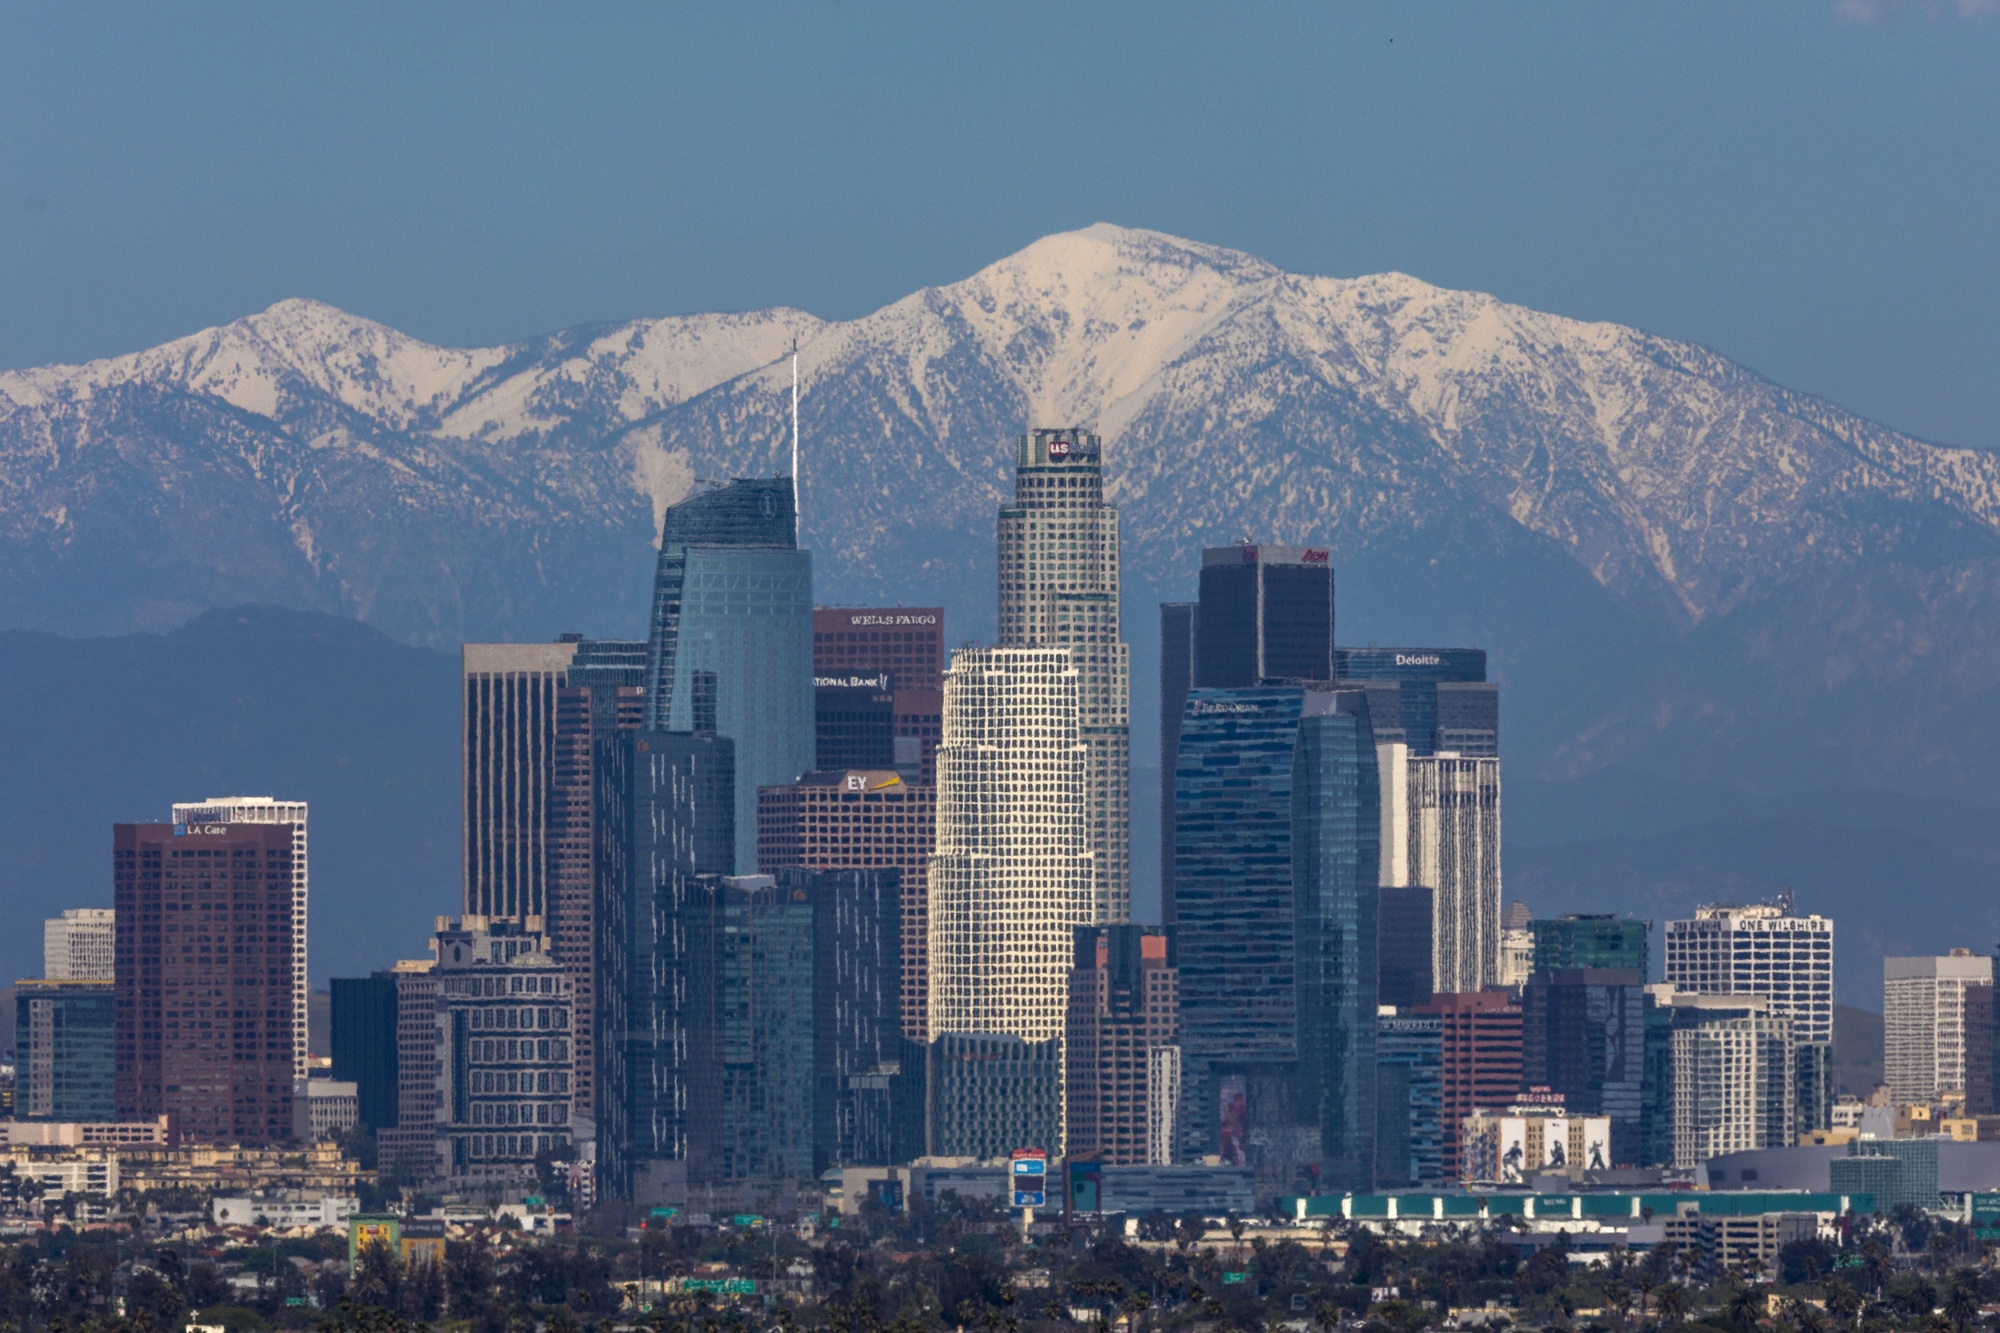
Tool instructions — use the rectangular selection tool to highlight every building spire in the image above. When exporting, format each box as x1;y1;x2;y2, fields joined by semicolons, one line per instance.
790;339;800;532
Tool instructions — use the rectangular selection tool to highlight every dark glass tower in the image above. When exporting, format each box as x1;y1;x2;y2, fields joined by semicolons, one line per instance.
592;729;735;1198
1194;544;1335;688
1375;1012;1444;1187
814;674;898;772
800;866;918;1170
1334;648;1496;757
1378;885;1436;1011
13;981;115;1121
1172;684;1378;1193
1158;603;1196;926
330;973;400;1132
1530;915;1648;976
1291;693;1380;1192
1521;968;1647;1166
644;478;813;872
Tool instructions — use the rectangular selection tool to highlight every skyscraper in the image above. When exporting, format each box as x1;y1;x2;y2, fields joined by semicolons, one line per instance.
813;607;946;782
686;874;815;1184
550;636;647;1120
1669;1003;1794;1169
171;796;310;1079
1194;543;1336;687
431;916;576;1186
330;972;400;1135
804;867;918;1170
463;642;577;922
114;822;297;1146
813;673;899;772
43;909;115;981
1378;886;1435;1011
1416;990;1523;1181
1172;685;1380;1190
644;476;814;874
928;648;1093;1043
996;429;1129;922
377;959;441;1182
927;648;1091;1153
593;729;735;1198
1375;1012;1444;1188
1066;924;1180;1166
1885;951;1994;1103
1532;915;1648;976
1664;900;1832;1130
1407;755;1502;993
1158;602;1196;925
1334;648;1497;757
758;769;936;1041
14;980;115;1121
1521;969;1647;1166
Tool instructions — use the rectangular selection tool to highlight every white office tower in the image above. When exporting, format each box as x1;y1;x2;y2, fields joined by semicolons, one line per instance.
1377;741;1410;886
1885;950;1994;1103
995;428;1129;923
43;908;115;980
1662;991;1795;1169
927;647;1095;1042
1407;754;1501;992
1663;901;1834;1046
172;796;310;1079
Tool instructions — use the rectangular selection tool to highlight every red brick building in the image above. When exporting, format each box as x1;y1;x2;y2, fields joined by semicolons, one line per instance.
1417;989;1524;1180
114;822;298;1145
1066;924;1179;1165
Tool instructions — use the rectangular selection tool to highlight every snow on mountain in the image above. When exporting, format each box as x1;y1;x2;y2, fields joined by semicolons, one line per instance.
3;223;1998;795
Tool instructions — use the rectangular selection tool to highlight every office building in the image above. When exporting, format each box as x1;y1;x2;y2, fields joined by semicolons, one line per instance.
1158;602;1196;925
1885;951;1993;1103
171;796;310;1079
1407;754;1502;993
113;822;297;1146
1376;1011;1445;1188
927;648;1093;1044
330;973;400;1133
806;867;919;1170
1965;981;1995;1115
1416;990;1523;1180
431;917;575;1185
683;875;815;1184
1521;969;1646;1166
995;428;1129;922
1670;1007;1794;1170
1532;915;1648;976
1334;648;1497;758
1193;543;1336;687
1291;692;1381;1191
13;981;115;1121
814;673;899;771
644;476;814;873
1665;899;1831;1130
1833;1137;1940;1212
294;1079;359;1142
1378;886;1435;1011
593;729;734;1197
759;770;936;1043
1066;924;1180;1166
813;607;945;781
548;636;648;1120
377;960;441;1182
926;1032;1062;1158
43;909;115;981
463;643;576;921
1499;925;1537;989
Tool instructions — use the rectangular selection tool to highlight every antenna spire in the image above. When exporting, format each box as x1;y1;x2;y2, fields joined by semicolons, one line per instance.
790;339;800;531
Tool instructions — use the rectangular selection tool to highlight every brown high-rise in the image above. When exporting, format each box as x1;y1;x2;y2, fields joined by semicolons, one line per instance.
114;822;298;1145
548;639;647;1119
813;608;944;782
1417;989;1524;1180
1066;924;1179;1165
757;769;935;1040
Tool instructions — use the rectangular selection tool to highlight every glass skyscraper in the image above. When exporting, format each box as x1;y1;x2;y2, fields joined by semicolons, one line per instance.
1334;647;1496;757
592;729;735;1198
644;477;814;873
14;980;115;1121
1172;685;1380;1192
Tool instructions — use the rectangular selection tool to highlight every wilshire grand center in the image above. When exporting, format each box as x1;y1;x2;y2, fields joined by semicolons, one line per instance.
995;428;1131;922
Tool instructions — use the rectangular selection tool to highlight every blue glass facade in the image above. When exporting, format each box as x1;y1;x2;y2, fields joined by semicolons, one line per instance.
801;867;920;1169
1333;647;1492;756
1292;696;1380;1192
1522;968;1647;1167
330;973;399;1131
1376;1013;1444;1187
13;981;115;1121
592;728;735;1198
645;478;814;873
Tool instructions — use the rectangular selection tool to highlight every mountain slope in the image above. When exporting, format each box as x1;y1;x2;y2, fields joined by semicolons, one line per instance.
4;223;1999;813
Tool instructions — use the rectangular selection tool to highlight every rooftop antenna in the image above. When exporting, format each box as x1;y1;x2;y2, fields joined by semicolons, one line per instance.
790;338;800;531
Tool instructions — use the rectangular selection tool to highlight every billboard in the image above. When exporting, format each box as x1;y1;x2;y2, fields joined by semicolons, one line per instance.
1497;1119;1528;1184
1217;1075;1250;1167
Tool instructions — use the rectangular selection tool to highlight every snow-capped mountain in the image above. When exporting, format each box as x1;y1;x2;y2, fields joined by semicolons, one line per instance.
5;223;1998;795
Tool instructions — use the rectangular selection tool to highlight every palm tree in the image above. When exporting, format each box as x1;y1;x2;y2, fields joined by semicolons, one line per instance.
1726;1285;1763;1332
1787;1298;1826;1333
1820;1279;1861;1329
1943;1274;1978;1333
1654;1285;1687;1328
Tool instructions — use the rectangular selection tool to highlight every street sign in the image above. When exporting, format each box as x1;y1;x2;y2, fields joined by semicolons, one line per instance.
1013;1189;1046;1208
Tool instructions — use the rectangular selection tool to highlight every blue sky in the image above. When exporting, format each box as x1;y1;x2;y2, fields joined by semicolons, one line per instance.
2;1;1995;447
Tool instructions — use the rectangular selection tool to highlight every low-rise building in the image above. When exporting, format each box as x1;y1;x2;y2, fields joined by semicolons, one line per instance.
293;1080;359;1142
211;1194;358;1229
1660;1210;1821;1281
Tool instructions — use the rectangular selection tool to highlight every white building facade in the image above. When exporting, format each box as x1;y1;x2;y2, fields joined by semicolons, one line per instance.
171;796;310;1080
1885;950;1993;1103
1407;754;1501;993
1671;1012;1795;1169
1663;902;1834;1045
995;428;1129;924
927;647;1094;1042
43;908;115;981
